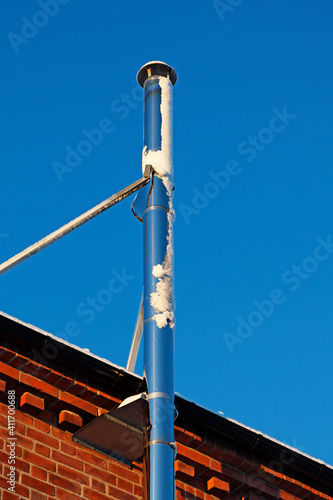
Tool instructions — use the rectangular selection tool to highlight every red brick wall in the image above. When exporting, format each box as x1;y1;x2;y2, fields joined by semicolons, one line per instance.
0;337;332;500
173;424;333;500
0;402;143;499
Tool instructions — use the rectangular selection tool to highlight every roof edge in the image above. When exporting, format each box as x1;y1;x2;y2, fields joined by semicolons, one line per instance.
0;310;332;487
174;395;333;486
0;310;144;394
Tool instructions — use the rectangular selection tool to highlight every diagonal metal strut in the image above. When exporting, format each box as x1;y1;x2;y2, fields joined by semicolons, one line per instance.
126;294;144;373
0;166;151;277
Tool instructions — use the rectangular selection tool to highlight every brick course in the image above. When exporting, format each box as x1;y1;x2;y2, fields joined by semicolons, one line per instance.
0;330;332;500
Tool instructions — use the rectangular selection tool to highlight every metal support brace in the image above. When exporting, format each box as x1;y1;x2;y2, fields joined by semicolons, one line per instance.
0;166;152;277
126;294;144;372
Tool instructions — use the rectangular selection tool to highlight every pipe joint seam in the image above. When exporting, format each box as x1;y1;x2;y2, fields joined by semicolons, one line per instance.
147;392;173;402
143;205;170;216
144;439;177;453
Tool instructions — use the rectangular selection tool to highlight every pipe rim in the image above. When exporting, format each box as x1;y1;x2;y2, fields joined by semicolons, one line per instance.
137;61;177;87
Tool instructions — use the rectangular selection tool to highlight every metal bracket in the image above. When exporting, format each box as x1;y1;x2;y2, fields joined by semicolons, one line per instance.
0;168;152;277
72;393;148;466
131;165;154;223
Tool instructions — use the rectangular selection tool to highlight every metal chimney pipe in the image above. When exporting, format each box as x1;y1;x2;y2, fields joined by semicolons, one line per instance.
137;61;177;499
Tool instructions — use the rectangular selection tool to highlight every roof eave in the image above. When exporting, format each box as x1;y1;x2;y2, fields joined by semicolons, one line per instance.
1;311;332;488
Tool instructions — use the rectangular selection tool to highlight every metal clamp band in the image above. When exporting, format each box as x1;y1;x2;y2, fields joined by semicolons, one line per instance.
143;317;154;327
143;205;170;215
144;440;177;451
147;392;173;402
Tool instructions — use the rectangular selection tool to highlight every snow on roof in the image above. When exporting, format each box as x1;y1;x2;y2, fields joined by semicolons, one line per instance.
0;310;141;381
175;394;333;471
226;416;333;470
1;309;332;471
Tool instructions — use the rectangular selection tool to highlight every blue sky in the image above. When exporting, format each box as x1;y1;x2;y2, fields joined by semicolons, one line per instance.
1;1;333;465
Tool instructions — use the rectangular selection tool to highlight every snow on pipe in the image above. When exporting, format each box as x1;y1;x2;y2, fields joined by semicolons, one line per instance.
137;61;177;500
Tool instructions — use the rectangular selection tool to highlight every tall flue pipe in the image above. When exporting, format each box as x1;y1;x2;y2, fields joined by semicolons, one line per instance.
137;61;177;499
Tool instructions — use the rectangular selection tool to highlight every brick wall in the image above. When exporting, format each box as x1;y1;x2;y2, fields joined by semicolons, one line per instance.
173;423;333;500
0;402;142;500
0;334;332;500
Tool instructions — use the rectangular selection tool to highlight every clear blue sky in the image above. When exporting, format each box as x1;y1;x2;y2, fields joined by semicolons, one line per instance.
1;1;333;465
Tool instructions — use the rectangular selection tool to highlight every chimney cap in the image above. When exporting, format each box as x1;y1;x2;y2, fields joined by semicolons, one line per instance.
137;61;177;87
